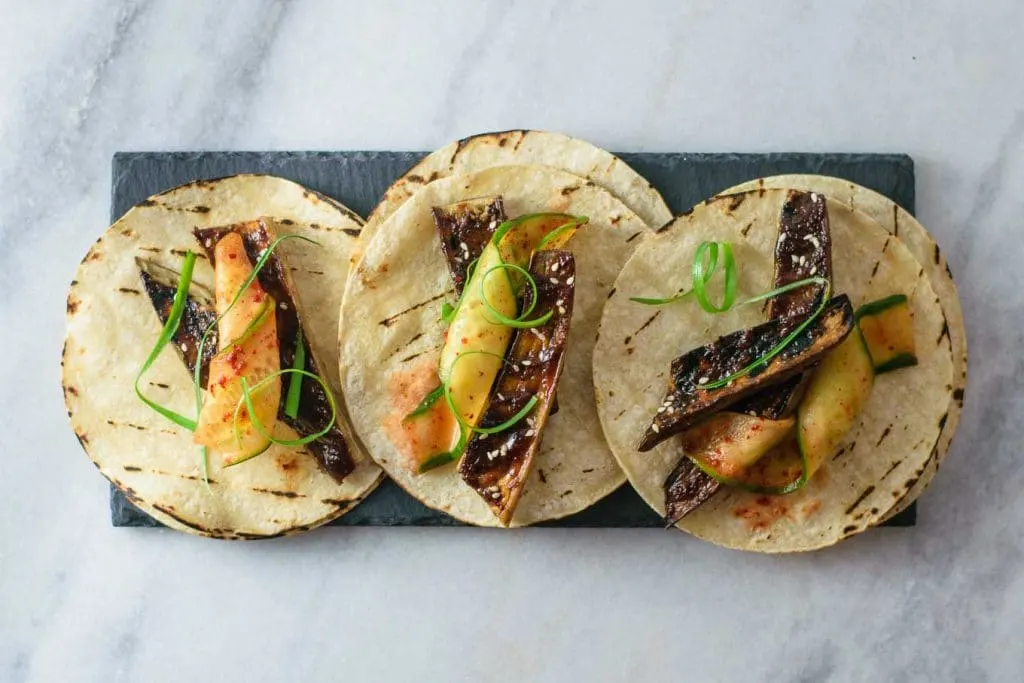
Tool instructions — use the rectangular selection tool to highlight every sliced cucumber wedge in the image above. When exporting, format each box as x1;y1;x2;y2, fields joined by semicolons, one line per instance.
856;293;918;374
796;327;875;479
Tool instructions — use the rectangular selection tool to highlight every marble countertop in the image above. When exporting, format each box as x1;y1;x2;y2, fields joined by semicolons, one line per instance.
2;1;1021;681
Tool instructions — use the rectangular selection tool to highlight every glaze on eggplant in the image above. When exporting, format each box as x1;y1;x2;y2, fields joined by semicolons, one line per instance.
459;250;575;525
138;259;217;387
639;294;853;453
432;197;506;295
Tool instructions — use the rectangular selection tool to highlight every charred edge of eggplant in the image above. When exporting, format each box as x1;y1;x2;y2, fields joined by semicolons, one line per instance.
773;190;832;321
432;197;506;296
639;295;853;452
459;250;575;523
664;456;721;526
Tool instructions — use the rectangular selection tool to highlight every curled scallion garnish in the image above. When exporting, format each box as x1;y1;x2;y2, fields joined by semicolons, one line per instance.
231;369;338;454
479;263;553;329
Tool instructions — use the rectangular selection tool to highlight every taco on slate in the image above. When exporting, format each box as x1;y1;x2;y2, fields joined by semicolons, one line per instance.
63;175;382;538
339;165;656;526
593;188;958;552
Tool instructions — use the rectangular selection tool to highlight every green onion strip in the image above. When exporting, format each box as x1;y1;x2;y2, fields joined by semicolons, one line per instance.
231;369;338;456
284;327;306;420
479;263;553;329
134;251;200;431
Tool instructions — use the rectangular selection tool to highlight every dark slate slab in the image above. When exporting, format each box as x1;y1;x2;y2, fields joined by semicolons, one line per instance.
109;150;917;529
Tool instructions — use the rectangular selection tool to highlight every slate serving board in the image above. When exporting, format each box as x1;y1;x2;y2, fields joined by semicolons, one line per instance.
110;150;917;529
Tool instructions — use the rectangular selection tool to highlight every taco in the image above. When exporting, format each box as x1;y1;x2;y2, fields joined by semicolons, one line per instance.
593;188;956;551
724;175;966;519
63;175;382;539
339;165;652;526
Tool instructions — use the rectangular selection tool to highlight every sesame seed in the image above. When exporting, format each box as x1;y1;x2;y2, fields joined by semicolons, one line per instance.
500;444;509;455
799;255;806;266
698;377;709;385
652;423;660;433
496;392;505;401
810;192;819;201
525;429;536;437
552;262;560;273
550;277;559;285
180;343;188;352
522;360;532;366
791;255;799;265
557;306;566;315
657;406;666;413
778;233;786;244
809;266;817;275
566;276;575;286
489;221;497;229
459;241;468;252
512;364;520;372
279;302;289;309
555;299;564;307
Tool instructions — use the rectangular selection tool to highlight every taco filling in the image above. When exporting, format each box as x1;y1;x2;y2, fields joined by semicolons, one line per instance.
394;202;585;523
593;186;952;550
138;218;355;482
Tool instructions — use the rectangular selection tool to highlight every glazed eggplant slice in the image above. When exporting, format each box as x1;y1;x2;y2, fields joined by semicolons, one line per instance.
139;219;355;482
662;190;834;521
432;197;506;295
664;456;722;526
138;259;217;387
459;250;575;525
639;294;853;453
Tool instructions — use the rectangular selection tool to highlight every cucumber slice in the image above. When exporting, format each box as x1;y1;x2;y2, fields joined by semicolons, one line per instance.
856;294;918;374
796;328;875;478
683;412;795;483
724;329;875;495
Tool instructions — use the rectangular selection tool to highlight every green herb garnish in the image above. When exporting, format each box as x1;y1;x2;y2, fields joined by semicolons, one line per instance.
231;369;338;453
284;328;306;420
134;251;200;431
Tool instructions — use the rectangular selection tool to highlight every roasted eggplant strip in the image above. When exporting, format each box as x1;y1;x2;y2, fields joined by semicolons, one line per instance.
639;294;853;453
664;456;723;526
459;250;575;525
432;197;506;295
138;260;217;387
663;190;835;522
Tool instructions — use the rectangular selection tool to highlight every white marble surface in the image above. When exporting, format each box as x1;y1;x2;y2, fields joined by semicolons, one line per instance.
1;1;1021;681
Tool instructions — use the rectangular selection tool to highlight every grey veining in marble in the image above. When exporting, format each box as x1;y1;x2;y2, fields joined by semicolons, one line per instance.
1;1;1022;681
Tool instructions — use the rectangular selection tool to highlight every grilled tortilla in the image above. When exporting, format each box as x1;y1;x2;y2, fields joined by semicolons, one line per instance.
339;165;653;526
63;175;382;538
593;189;954;552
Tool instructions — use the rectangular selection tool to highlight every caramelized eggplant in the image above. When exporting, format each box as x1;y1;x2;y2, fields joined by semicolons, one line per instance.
459;250;575;525
640;294;853;453
138;260;217;387
432;197;506;295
